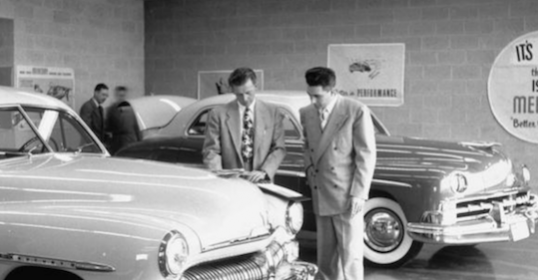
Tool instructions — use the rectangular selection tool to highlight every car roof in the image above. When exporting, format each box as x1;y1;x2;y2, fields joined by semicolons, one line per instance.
0;86;73;111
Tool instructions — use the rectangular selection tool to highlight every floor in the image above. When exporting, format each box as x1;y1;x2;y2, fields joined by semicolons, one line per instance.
299;232;538;280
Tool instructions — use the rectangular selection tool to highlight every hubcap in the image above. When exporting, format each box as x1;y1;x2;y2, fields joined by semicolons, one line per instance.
364;209;404;253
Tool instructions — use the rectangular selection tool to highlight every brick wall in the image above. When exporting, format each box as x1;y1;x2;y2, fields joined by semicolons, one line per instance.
0;0;145;110
145;0;538;183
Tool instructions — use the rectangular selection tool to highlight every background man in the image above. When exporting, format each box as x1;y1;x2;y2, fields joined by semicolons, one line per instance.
80;83;109;142
203;67;286;182
107;86;141;154
300;67;376;280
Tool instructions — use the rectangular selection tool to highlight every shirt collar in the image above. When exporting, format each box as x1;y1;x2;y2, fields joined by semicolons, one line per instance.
92;98;101;107
320;94;338;114
237;99;256;112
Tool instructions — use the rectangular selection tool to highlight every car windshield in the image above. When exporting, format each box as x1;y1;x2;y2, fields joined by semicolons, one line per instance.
0;106;102;159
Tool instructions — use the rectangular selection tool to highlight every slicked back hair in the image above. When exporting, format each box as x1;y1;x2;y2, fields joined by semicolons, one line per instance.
305;67;336;89
228;67;257;88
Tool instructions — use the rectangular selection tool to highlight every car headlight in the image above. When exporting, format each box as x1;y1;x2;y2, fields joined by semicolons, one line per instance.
443;173;468;193
158;230;189;278
522;165;531;183
286;201;304;235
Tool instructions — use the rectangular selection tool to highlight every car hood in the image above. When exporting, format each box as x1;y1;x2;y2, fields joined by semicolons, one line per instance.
376;135;513;192
0;154;269;249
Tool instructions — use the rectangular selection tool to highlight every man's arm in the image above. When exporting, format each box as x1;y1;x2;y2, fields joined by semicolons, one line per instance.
259;108;286;180
79;102;92;127
350;105;377;200
202;108;223;171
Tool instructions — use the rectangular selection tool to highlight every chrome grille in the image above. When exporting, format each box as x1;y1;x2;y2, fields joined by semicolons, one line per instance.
456;191;532;220
182;255;266;280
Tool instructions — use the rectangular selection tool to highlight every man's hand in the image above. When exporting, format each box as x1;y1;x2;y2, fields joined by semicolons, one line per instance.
244;171;268;183
350;197;366;217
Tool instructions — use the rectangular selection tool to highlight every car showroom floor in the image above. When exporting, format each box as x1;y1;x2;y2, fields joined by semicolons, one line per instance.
299;232;538;280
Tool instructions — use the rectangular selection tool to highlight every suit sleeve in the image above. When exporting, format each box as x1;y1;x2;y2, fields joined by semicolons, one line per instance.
299;108;313;175
202;108;223;171
260;108;286;180
350;106;377;200
79;102;92;127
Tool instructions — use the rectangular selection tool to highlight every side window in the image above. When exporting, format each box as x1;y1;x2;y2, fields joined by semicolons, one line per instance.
49;113;100;153
187;110;210;136
279;109;301;140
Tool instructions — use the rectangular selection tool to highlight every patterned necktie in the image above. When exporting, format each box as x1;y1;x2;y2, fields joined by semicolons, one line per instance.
241;106;254;166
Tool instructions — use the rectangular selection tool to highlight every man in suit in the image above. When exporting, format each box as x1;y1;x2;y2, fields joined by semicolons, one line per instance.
80;83;109;142
107;86;141;154
300;67;376;280
203;67;286;182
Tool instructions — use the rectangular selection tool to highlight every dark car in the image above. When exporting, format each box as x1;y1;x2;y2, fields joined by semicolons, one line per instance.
116;91;538;268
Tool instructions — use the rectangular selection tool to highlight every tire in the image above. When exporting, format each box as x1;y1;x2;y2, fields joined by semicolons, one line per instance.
363;197;423;268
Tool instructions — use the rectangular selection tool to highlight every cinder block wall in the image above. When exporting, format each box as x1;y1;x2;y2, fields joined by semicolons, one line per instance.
0;0;145;110
145;0;538;182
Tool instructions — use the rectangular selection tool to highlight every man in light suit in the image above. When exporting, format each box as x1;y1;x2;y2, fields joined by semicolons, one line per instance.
80;83;109;142
203;67;286;182
300;67;376;280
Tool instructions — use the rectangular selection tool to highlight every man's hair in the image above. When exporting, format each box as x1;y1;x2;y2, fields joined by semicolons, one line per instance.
305;67;336;89
228;67;257;88
115;86;127;92
94;83;109;92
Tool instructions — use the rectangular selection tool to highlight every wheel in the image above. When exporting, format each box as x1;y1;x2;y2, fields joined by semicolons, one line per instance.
363;197;423;268
19;137;59;152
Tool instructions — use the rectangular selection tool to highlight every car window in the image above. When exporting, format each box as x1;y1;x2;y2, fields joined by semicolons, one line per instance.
23;108;101;153
187;110;209;136
0;108;44;154
279;109;301;140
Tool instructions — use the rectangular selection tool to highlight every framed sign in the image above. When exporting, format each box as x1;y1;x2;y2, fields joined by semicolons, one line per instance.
14;65;75;108
488;31;538;144
328;44;405;106
197;69;264;100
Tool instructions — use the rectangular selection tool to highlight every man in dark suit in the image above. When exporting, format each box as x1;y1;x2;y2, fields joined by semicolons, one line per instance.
300;67;376;280
80;83;109;142
203;67;286;182
107;86;141;154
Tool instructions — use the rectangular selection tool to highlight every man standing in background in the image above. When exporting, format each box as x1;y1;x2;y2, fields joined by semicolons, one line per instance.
300;67;376;280
203;67;286;182
107;86;141;154
80;83;109;142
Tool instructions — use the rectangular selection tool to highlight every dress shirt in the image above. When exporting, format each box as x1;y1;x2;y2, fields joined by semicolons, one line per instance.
318;94;339;130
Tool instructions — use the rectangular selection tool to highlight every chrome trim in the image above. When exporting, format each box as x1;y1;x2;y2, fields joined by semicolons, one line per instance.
276;169;306;178
372;179;412;188
202;233;271;253
0;253;115;272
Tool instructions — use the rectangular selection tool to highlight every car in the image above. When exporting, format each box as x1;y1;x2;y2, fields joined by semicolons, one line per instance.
116;91;538;268
0;87;317;280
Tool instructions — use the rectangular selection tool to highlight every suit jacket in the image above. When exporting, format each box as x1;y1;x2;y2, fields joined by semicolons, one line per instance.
80;98;105;142
300;96;376;216
107;101;141;154
203;99;286;181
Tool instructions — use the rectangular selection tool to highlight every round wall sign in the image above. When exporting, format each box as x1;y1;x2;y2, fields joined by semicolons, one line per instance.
488;31;538;144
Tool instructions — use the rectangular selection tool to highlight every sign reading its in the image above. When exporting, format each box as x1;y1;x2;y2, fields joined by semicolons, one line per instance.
328;44;405;107
488;31;538;144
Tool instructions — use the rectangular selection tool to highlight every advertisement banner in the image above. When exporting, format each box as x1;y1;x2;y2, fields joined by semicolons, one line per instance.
14;65;75;108
197;69;264;100
328;44;405;107
488;31;538;144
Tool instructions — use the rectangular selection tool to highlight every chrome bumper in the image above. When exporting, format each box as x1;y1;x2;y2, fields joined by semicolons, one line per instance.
182;240;317;280
407;202;538;244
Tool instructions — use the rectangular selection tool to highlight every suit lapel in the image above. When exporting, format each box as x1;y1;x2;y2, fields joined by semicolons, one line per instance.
225;102;243;164
314;97;346;164
253;101;268;167
304;105;322;159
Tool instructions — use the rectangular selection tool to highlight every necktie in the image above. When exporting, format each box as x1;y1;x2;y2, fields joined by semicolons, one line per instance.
319;108;329;131
241;107;254;168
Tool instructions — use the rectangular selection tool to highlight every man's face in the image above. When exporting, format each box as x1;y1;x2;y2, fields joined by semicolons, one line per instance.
115;89;127;101
232;79;256;107
307;85;334;109
94;89;109;104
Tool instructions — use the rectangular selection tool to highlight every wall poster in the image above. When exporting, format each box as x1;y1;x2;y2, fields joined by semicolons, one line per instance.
14;65;75;108
488;31;538;144
328;43;405;107
197;69;264;100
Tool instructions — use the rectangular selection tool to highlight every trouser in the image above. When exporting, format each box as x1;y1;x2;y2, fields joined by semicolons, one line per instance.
316;210;364;280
